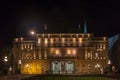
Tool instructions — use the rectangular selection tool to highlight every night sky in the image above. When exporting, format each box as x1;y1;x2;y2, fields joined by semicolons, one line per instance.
0;0;119;47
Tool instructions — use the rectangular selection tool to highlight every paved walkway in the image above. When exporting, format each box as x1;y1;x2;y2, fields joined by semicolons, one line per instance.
0;74;36;80
105;74;120;79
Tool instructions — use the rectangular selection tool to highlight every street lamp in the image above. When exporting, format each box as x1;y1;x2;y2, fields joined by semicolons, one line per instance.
18;60;22;74
3;56;8;74
108;60;111;72
18;60;22;64
4;56;8;62
30;31;35;35
108;60;111;65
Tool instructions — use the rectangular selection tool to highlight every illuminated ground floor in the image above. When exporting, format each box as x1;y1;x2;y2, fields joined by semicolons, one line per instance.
18;59;108;74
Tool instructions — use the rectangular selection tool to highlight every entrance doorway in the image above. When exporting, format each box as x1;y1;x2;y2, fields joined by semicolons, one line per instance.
52;61;74;74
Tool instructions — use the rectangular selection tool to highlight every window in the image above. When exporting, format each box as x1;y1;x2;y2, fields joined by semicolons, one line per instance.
78;38;82;46
62;38;65;43
88;64;91;69
38;38;41;44
31;44;33;50
88;53;91;58
25;44;26;48
45;38;48;44
95;53;98;57
50;38;53;44
21;44;23;50
73;38;76;43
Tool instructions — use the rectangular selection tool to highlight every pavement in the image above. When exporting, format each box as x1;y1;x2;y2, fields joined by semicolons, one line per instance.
0;74;37;80
105;73;120;79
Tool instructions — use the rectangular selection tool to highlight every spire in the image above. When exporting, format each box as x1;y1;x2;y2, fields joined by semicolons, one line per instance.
84;20;87;33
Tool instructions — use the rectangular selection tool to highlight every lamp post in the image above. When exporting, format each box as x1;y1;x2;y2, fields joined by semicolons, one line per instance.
4;56;8;74
108;60;111;73
4;56;8;62
18;60;21;74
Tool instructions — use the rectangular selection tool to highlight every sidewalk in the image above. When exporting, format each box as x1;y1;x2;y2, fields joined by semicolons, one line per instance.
0;74;36;80
104;73;120;79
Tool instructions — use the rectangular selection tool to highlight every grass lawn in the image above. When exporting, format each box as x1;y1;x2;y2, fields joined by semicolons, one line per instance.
42;77;118;80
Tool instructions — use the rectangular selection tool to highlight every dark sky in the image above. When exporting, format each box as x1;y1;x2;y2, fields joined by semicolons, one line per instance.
0;0;119;47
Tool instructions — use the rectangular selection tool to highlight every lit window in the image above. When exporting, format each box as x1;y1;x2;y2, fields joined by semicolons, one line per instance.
67;50;71;55
38;38;41;44
28;44;29;48
73;50;76;55
21;44;23;50
100;44;102;48
62;38;65;43
45;38;48;44
31;44;33;50
73;38;76;43
88;53;91;58
50;38;53;44
25;44;26;48
103;44;105;49
95;53;98;58
56;50;59;55
79;38;82;46
15;38;18;41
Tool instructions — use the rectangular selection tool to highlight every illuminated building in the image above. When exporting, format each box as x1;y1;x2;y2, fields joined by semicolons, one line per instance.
13;33;109;74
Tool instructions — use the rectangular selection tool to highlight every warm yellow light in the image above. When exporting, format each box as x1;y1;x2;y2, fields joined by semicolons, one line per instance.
73;38;76;43
62;38;65;43
25;64;30;68
67;50;71;55
22;63;42;74
45;38;48;44
21;44;23;50
56;50;59;55
95;63;100;68
50;38;53;43
79;38;82;43
38;38;41;44
73;50;76;55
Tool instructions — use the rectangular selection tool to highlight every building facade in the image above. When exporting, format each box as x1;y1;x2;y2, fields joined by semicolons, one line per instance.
13;33;109;74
